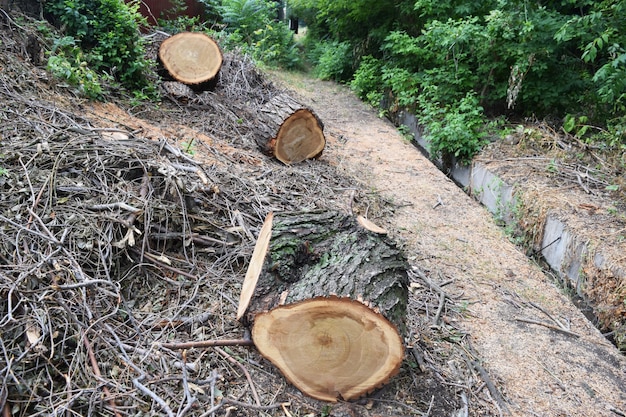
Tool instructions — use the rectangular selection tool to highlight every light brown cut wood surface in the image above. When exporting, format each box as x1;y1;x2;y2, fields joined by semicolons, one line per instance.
251;297;404;402
158;32;222;85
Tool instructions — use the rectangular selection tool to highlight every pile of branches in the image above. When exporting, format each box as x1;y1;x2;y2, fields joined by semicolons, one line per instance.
0;19;355;417
0;125;269;415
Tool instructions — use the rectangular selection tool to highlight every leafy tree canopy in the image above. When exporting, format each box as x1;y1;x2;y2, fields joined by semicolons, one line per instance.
290;0;626;159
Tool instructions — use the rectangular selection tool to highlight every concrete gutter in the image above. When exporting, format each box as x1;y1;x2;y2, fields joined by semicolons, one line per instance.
397;110;626;327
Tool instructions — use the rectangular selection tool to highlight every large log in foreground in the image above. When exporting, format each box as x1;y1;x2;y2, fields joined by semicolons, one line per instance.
252;297;404;402
257;93;326;164
158;32;223;89
246;210;409;401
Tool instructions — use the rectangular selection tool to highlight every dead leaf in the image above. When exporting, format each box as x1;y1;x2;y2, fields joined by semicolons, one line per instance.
26;323;41;346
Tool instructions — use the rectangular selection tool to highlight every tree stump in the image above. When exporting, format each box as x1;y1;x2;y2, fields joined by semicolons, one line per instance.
158;32;223;89
246;210;409;402
256;93;326;164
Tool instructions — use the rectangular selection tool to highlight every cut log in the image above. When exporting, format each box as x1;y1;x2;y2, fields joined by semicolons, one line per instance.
245;210;409;402
158;32;223;89
252;296;404;402
257;93;326;164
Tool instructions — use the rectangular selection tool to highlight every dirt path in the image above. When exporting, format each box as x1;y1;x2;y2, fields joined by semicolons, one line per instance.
270;72;626;416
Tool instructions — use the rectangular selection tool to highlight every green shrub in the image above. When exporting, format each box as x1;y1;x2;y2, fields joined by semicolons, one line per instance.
293;0;626;151
45;0;153;95
47;36;104;99
351;55;384;106
218;0;301;68
419;88;487;164
311;40;353;81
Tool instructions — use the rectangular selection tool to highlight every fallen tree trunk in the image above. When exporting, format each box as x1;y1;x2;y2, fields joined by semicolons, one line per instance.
244;210;409;402
158;32;223;89
256;93;326;164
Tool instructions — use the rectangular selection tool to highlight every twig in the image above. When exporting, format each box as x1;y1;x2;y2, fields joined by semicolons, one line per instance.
409;346;427;373
198;398;286;417
133;376;175;417
132;249;198;280
433;287;446;325
53;279;119;290
88;202;142;213
471;359;510;415
609;406;626;416
462;342;509;415
528;302;567;330
177;350;197;417
215;347;261;406
432;194;444;209
82;332;122;417
160;338;254;350
514;317;579;338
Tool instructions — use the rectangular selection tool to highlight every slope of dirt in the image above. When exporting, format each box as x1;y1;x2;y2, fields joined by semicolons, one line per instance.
267;71;626;416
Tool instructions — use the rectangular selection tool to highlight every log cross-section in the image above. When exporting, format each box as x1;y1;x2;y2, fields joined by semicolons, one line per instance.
271;108;325;164
257;93;326;164
252;296;404;402
158;32;223;88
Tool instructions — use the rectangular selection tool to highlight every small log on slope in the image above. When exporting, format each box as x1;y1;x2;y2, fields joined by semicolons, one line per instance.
244;210;409;402
158;32;223;89
256;93;326;164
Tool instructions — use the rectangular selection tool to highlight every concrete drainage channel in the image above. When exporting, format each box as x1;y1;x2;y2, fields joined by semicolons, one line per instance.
397;110;626;348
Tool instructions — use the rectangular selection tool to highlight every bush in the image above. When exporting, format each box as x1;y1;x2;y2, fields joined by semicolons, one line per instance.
47;36;104;99
419;88;487;164
294;0;626;154
218;0;301;68
311;40;353;81
351;55;384;106
45;0;153;95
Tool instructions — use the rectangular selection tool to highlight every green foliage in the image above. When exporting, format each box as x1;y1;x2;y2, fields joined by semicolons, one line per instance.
418;89;487;163
311;40;353;81
47;36;103;99
351;55;384;106
295;0;626;156
220;0;274;41
45;0;154;96
218;0;301;68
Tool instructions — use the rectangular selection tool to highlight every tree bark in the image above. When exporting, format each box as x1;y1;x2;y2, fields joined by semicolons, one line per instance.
256;93;326;164
158;32;223;90
246;210;409;334
246;210;409;402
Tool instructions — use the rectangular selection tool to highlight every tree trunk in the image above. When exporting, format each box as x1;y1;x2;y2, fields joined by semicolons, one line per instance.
158;32;223;90
256;93;326;164
247;210;409;330
246;210;409;402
